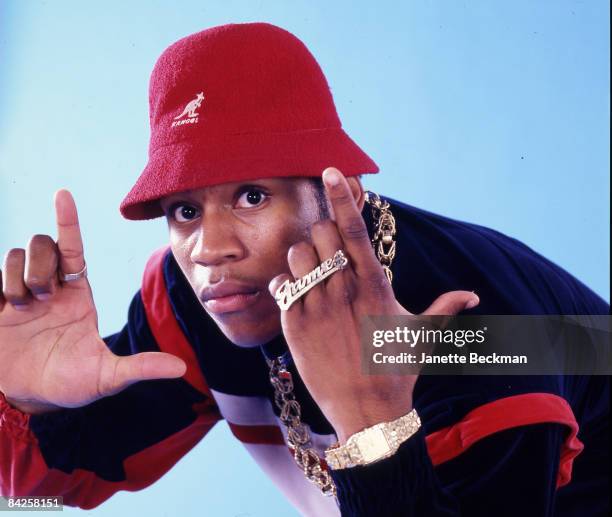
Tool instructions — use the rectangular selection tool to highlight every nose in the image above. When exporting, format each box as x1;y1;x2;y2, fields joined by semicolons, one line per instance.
190;209;246;267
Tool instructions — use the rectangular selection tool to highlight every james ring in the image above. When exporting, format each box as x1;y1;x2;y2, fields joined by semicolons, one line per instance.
274;250;349;311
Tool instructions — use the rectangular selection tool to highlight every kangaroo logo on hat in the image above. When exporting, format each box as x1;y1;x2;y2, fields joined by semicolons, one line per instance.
172;92;205;127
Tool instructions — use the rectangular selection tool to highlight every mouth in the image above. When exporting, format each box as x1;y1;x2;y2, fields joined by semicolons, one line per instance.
199;281;263;315
202;290;261;315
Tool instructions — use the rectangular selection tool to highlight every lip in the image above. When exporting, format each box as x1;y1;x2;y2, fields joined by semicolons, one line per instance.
200;281;262;315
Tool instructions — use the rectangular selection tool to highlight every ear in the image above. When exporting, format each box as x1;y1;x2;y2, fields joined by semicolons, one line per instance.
346;175;366;212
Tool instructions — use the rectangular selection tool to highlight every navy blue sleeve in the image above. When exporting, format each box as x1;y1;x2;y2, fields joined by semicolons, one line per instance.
330;423;565;516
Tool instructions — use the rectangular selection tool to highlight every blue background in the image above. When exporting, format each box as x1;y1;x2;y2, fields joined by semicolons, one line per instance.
0;1;609;516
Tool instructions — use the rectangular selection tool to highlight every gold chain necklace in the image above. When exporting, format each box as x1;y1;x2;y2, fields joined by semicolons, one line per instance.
266;191;397;498
365;190;397;284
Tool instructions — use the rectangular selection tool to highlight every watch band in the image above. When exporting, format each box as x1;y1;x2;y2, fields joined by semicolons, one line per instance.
325;408;421;470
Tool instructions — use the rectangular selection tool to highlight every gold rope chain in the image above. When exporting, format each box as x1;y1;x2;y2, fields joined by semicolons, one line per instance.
364;191;397;284
267;356;338;496
266;192;397;498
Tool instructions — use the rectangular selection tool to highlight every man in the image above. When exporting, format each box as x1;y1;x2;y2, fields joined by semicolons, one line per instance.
0;22;609;516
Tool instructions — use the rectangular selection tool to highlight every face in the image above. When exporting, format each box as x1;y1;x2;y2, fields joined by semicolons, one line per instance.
159;178;325;347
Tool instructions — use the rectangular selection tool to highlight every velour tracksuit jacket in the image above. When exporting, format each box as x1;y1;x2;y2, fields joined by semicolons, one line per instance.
1;197;609;516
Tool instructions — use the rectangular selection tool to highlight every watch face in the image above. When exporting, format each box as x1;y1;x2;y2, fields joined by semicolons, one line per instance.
358;427;392;463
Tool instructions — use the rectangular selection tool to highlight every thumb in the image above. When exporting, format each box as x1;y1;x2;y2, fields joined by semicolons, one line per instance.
422;290;480;316
109;352;187;393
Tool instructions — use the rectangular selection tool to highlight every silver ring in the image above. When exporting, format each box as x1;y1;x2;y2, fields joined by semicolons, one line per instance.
275;250;349;311
61;263;87;282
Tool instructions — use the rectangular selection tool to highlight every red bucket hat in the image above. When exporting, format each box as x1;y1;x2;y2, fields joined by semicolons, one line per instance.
119;22;379;220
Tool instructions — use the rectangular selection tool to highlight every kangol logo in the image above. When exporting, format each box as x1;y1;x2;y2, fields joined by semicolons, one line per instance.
171;92;205;127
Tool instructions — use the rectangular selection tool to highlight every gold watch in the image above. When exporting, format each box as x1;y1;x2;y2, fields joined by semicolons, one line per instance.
324;408;421;470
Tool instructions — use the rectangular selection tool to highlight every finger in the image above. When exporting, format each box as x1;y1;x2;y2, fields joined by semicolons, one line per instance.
287;241;324;310
268;273;291;299
322;167;385;279
54;189;86;286
422;291;480;317
310;219;355;303
2;249;31;309
109;352;187;393
24;235;60;301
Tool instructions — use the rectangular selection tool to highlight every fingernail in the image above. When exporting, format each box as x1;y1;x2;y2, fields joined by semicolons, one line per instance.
13;303;29;311
323;168;340;186
465;297;479;310
35;293;52;301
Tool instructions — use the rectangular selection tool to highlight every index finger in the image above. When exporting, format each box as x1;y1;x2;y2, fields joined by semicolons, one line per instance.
54;189;86;283
321;167;383;277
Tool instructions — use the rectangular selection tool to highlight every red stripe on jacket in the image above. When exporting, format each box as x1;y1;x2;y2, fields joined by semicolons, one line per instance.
228;422;286;445
141;246;212;398
0;393;217;509
425;392;583;488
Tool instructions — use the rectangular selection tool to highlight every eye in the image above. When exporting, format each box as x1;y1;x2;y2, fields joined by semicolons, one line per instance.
235;188;268;209
169;203;200;223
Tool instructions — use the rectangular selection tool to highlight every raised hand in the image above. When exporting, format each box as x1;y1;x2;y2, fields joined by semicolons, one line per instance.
269;168;480;443
0;190;186;414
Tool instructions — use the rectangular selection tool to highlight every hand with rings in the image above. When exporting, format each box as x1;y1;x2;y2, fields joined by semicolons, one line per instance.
0;190;186;415
268;167;480;444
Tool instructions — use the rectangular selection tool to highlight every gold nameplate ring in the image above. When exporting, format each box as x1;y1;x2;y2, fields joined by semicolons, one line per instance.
274;250;349;310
